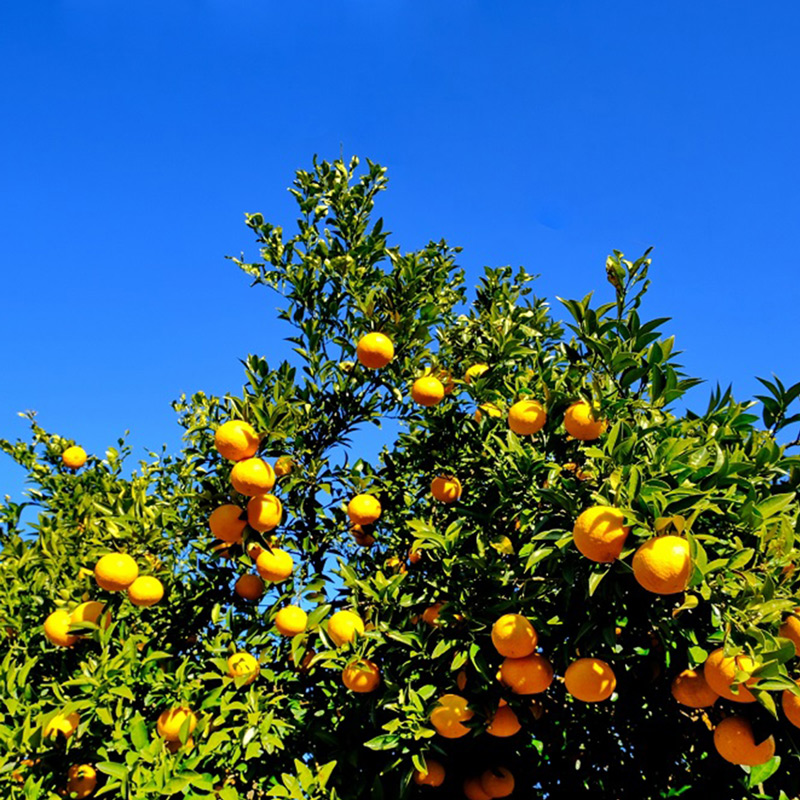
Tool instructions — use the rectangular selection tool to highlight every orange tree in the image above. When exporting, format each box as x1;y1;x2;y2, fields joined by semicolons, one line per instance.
2;156;800;800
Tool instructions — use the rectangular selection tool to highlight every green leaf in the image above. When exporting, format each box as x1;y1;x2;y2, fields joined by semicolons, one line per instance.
748;756;781;787
96;762;128;781
756;494;795;520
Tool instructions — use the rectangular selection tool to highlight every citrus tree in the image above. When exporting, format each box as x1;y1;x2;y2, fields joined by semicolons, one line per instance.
2;156;800;800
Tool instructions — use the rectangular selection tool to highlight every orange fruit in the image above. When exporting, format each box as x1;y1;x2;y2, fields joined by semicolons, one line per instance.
71;601;111;630
247;494;283;533
274;456;295;477
62;446;87;470
474;402;502;422
348;494;382;525
356;332;394;369
703;649;757;703
508;399;547;435
44;609;77;647
255;547;293;582
342;659;381;693
422;603;444;627
464;364;489;383
779;611;800;656
632;535;691;594
157;707;197;742
234;573;264;601
94;553;138;591
491;614;537;658
480;767;514;798
670;668;719;708
781;682;800;728
463;777;492;800
487;703;521;737
413;759;445;787
431;475;462;503
227;652;260;684
572;506;630;563
274;605;308;636
456;670;468;691
214;420;259;461
412;376;445;407
564;658;616;702
209;504;247;543
66;764;97;799
328;610;365;646
127;576;164;607
352;526;376;546
43;711;80;739
713;716;775;766
563;400;606;441
430;693;473;738
499;653;554;694
231;458;276;496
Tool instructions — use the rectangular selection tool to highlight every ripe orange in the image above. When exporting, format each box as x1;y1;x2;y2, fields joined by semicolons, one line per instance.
328;610;365;646
464;363;489;383
231;458;276;496
127;576;164;607
781;682;800;728
408;549;422;565
352;526;376;546
480;767;514;798
209;504;247;543
564;658;616;702
247;494;283;533
563;400;607;441
779;611;800;656
463;777;492;800
413;759;445;787
71;601;111;630
256;547;293;582
66;764;97;799
422;602;444;627
670;668;719;708
94;553;138;592
508;399;547;435
572;506;630;563
356;332;395;369
632;536;691;594
703;649;757;703
62;446;87;470
227;652;260;684
44;609;77;647
430;693;473;738
342;659;381;693
274;605;308;636
274;456;295;477
43;711;80;739
214;420;259;461
499;653;554;694
157;707;197;742
713;716;775;766
348;494;382;526
487;703;521;737
234;573;264;601
491;614;537;658
474;402;502;422
431;475;462;503
412;376;445;407
456;670;468;691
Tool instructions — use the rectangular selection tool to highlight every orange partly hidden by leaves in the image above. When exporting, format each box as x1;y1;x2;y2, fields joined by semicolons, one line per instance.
464;363;489;383
227;652;260;684
156;707;197;742
430;693;473;738
564;658;616;702
632;535;691;594
431;475;462;503
413;759;445;787
209;504;247;543
703;648;757;703
66;764;97;799
356;332;394;369
487;703;521;737
491;614;537;658
671;668;719;708
328;610;365;647
713;716;775;766
342;659;381;693
214;420;259;462
563;400;606;441
781;682;800;728
572;506;630;563
43;711;80;739
43;610;77;647
499;653;554;694
481;767;515;798
463;777;492;800
779;611;800;656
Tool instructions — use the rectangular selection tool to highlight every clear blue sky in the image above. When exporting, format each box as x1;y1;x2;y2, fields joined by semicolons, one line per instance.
2;1;799;503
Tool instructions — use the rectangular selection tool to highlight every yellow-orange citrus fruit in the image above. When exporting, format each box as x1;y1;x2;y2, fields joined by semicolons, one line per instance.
227;652;260;684
356;332;394;369
43;711;80;739
411;376;445;407
508;399;547;435
464;363;489;383
439;369;455;394
348;494;382;525
474;402;502;422
66;764;97;799
247;542;265;561
62;446;87;470
564;658;616;702
422;603;444;627
431;475;462;503
781;682;800;728
275;605;308;636
408;549;422;565
352;526;376;546
157;707;198;742
342;659;381;693
480;767;515;798
127;576;164;607
274;456;295;477
94;553;138;592
703;649;757;703
328;610;365;646
632;535;691;594
487;704;521;737
463;777;492;800
491;614;537;658
209;504;247;543
671;668;719;708
713;716;775;766
430;693;473;738
234;573;264;601
214;420;259;461
231;458;276;496
563;400;607;441
572;506;630;563
44;609;77;647
456;669;468;691
247;494;283;533
413;759;445;787
779;611;800;656
499;653;554;694
256;547;293;582
71;601;110;629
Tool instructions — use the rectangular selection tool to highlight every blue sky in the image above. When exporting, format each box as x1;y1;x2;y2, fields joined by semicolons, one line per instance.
2;1;799;503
